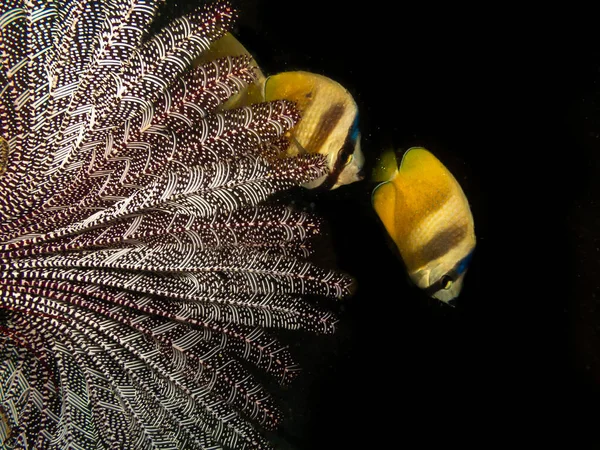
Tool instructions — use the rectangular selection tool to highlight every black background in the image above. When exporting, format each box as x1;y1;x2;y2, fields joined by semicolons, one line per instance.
164;2;599;447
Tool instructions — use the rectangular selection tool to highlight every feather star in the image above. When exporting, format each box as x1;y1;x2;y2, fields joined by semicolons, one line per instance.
0;0;354;448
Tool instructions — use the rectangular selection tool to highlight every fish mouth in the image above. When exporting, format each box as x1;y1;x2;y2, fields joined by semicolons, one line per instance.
429;274;465;304
356;166;365;181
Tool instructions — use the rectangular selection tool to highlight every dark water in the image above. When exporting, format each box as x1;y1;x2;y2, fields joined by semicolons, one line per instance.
170;1;599;446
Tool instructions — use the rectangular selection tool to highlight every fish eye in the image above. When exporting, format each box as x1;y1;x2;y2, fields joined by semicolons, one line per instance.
345;154;354;166
441;275;453;290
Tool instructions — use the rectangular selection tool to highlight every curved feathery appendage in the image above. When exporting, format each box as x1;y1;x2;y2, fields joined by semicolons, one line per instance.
0;0;234;224
0;150;323;247
30;55;260;223
0;318;60;449
0;98;300;242
0;137;7;175
1;207;322;269
0;0;354;448
0;0;162;222
1;289;289;447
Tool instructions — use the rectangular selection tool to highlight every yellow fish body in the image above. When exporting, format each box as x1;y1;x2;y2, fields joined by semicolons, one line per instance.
264;71;364;189
372;147;475;304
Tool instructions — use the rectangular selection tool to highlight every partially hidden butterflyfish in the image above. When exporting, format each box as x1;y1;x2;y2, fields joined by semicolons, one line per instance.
372;147;475;304
264;71;364;189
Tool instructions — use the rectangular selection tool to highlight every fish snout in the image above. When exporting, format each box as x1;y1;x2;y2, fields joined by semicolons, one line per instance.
356;165;365;181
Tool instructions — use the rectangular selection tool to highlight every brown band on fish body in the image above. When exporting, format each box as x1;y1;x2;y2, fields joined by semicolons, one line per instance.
417;222;468;265
304;103;346;153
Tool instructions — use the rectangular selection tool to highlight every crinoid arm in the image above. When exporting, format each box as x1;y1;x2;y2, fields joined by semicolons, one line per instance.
0;1;353;448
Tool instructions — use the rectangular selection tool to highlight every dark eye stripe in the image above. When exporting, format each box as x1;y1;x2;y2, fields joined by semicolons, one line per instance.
318;124;358;190
304;103;345;153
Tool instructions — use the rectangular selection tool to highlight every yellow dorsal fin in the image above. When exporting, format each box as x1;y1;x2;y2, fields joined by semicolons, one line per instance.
371;147;398;183
397;147;459;213
264;71;319;111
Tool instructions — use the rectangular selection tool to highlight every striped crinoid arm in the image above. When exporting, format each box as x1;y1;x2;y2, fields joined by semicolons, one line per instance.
40;0;238;198
0;145;323;248
0;0;235;226
0;0;163;223
3;291;276;449
0;283;332;448
3;205;323;260
0;0;56;223
0;314;59;449
0;0;355;449
0;90;296;242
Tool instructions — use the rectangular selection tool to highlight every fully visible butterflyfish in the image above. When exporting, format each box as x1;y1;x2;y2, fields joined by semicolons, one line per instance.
264;71;364;189
372;147;475;304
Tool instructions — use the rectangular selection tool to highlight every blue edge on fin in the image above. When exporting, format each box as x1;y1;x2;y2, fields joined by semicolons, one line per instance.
456;250;474;275
350;114;360;141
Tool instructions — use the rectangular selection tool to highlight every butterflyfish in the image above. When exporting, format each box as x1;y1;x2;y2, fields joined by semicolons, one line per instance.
371;147;475;304
264;71;364;189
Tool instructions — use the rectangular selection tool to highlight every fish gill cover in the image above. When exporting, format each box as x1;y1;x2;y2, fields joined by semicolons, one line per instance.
0;0;354;448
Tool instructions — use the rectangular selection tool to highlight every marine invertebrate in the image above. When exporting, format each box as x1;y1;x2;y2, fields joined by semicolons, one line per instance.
0;0;353;448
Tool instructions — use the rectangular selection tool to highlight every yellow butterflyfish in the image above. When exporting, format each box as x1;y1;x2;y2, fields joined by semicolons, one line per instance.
194;39;364;190
264;71;364;189
372;147;475;304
